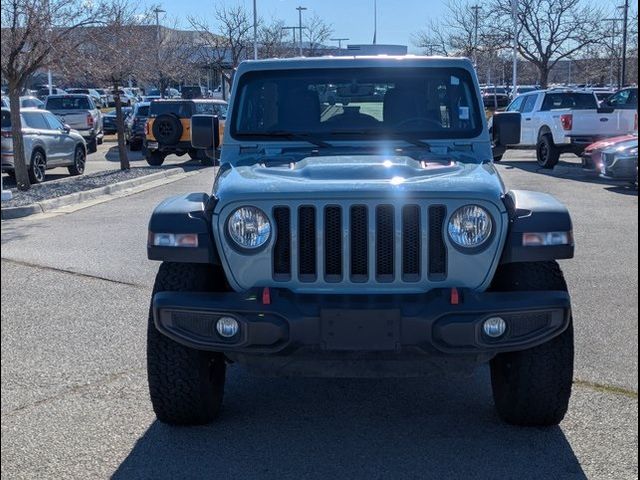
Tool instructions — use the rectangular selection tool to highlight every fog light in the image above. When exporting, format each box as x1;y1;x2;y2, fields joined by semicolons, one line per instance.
216;316;239;338
483;317;507;338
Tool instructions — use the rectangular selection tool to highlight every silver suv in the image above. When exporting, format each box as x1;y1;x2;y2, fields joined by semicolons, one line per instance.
1;108;87;183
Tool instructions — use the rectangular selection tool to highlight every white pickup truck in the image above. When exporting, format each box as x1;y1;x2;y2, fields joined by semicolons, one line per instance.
494;88;637;168
44;94;103;153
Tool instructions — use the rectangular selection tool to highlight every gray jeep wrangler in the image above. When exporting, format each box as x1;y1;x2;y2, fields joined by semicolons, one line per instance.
146;56;575;427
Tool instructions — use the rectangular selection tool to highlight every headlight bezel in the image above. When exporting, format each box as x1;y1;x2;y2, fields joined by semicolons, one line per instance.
225;206;272;252
447;204;495;252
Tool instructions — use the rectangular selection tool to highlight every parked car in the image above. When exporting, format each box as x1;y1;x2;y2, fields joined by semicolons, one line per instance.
66;88;106;108
602;87;638;111
1;107;87;183
1;97;9;108
143;98;227;165
582;134;638;171
36;87;66;101
44;94;103;153
125;102;150;150
95;88;113;107
19;96;45;109
145;55;577;428
599;138;638;186
102;107;132;135
494;88;637;167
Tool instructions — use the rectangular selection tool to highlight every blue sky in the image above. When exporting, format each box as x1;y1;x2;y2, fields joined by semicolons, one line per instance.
154;0;622;52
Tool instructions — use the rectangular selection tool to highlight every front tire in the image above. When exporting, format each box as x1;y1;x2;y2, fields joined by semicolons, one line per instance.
68;146;86;176
536;134;560;169
489;262;574;426
147;262;227;425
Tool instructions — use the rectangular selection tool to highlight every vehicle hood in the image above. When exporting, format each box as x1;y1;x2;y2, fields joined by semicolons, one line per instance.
602;138;638;155
586;134;637;153
215;155;506;204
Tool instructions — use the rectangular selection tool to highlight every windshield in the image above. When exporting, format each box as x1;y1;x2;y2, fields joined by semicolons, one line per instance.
232;67;482;141
46;96;91;110
541;92;597;111
150;102;192;117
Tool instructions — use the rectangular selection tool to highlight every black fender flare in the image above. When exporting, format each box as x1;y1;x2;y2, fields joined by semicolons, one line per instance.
500;190;574;264
147;192;220;264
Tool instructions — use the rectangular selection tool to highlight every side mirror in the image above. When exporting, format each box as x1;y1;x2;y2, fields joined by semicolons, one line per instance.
63;124;71;133
191;115;220;158
491;111;521;159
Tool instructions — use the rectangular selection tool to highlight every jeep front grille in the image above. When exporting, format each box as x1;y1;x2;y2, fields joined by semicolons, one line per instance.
272;203;448;284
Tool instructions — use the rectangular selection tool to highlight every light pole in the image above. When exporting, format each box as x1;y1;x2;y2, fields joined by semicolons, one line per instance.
154;7;165;96
296;6;307;56
510;0;518;98
330;38;349;49
619;0;629;86
604;18;623;87
253;0;258;60
471;5;482;67
373;0;378;44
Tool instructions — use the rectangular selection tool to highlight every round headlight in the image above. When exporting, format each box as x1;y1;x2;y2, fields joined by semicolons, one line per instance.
448;205;493;249
227;206;271;250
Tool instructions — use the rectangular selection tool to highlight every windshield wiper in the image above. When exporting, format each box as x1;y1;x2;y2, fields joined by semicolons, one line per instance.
327;130;431;149
236;131;332;149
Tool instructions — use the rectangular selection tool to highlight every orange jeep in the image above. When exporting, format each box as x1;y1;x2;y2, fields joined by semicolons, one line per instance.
144;99;226;166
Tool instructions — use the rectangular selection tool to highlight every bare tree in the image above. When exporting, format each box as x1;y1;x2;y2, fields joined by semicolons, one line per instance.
78;1;152;170
304;14;333;56
259;18;290;59
1;0;104;190
151;18;198;97
492;0;605;88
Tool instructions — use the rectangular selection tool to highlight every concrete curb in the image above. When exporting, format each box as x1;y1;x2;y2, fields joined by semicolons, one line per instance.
1;168;191;220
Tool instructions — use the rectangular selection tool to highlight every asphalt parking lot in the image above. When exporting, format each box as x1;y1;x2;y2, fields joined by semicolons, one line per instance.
1;150;637;479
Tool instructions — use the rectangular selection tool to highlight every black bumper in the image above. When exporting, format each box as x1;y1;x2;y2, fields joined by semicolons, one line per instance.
153;289;571;358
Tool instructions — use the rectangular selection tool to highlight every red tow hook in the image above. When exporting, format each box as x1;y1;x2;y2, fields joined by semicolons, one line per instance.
262;287;271;305
450;288;461;305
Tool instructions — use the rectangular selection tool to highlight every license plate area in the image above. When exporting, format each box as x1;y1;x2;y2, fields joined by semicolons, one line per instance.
321;309;400;351
147;142;159;149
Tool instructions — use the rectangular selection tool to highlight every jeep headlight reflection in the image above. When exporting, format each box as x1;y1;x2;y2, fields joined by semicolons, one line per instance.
448;205;493;249
227;206;271;250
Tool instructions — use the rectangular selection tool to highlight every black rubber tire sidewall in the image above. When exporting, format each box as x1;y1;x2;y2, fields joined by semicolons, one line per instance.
152;114;183;145
145;151;165;166
147;262;226;426
489;262;574;427
536;134;560;169
68;146;86;176
28;150;46;184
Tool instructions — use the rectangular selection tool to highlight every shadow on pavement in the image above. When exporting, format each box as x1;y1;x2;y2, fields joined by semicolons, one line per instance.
104;146;201;169
500;155;637;195
113;368;586;480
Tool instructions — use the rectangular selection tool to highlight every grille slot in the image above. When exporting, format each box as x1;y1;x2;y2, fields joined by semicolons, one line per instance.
428;205;447;279
376;205;395;281
324;206;343;281
273;207;291;280
402;205;421;281
350;205;369;282
298;206;317;281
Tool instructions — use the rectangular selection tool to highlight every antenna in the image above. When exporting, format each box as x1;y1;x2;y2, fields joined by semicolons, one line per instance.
373;0;378;44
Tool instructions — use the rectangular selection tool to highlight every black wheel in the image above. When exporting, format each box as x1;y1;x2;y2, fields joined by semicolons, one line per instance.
28;149;47;184
152;114;183;145
145;151;165;166
129;140;142;151
188;148;202;160
536;134;560;169
68;145;86;176
97;136;104;145
493;155;503;162
147;262;227;425
489;261;574;426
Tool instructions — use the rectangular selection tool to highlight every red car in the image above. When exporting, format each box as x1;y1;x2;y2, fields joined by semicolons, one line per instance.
582;134;638;171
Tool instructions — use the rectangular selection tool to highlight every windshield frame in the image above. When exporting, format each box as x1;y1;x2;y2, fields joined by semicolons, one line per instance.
230;66;484;143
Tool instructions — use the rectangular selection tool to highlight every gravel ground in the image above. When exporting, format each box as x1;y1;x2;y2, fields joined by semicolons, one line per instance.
2;167;176;208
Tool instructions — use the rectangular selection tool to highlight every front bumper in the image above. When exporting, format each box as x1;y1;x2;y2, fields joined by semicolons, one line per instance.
600;155;638;182
153;289;571;359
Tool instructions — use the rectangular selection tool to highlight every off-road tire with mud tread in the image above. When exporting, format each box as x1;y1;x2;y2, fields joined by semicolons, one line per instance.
490;261;574;427
147;262;226;426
